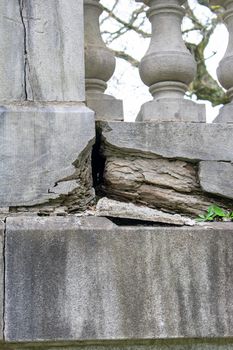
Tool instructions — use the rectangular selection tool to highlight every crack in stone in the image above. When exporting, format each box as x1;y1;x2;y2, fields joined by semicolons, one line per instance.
2;216;7;341
18;0;28;100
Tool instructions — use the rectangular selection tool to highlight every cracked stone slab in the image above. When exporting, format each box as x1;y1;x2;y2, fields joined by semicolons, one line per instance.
21;0;85;101
99;121;233;162
0;220;3;340
4;216;233;342
0;103;95;207
199;161;233;200
0;0;25;101
96;197;195;226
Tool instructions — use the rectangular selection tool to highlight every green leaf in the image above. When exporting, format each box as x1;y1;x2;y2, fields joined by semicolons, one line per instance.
212;205;227;217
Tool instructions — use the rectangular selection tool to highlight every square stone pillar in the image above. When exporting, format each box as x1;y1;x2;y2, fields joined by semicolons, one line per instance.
0;0;95;212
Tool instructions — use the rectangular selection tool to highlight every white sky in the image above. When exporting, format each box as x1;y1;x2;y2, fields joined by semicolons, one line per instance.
101;0;229;122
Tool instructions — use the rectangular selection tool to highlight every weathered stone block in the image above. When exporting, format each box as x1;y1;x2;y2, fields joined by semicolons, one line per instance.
100;152;230;216
4;217;233;341
214;104;233;123
0;103;95;208
199;161;233;200
96;197;195;225
0;220;3;340
22;0;85;101
136;99;206;122
0;0;25;101
86;96;124;121
99;121;233;161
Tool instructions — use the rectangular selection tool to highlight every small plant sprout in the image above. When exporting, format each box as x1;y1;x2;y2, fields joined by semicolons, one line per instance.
197;205;233;222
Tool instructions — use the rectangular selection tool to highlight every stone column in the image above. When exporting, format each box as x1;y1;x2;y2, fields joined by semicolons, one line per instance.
211;0;233;123
84;0;124;120
136;0;206;122
0;0;95;210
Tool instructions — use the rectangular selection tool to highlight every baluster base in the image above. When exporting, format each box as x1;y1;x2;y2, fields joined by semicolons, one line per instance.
136;98;206;122
213;103;233;123
86;93;124;121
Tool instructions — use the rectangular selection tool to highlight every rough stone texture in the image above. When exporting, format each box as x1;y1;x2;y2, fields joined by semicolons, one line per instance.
0;220;3;340
0;103;95;209
214;104;233;123
0;1;25;101
86;96;124;121
99;121;233;161
100;153;230;216
199;161;233;200
22;0;85;101
5;216;233;341
5;341;233;350
96;198;195;225
136;98;206;123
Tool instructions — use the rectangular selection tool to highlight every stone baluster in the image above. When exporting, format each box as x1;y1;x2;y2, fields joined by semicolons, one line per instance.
84;0;123;120
211;0;233;123
136;0;205;122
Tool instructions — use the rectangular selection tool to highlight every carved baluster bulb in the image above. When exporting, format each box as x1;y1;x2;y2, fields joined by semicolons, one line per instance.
84;0;115;95
84;0;123;120
136;0;206;122
211;0;233;122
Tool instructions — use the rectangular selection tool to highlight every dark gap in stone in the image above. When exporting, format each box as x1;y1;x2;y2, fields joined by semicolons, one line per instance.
106;217;179;227
92;124;106;196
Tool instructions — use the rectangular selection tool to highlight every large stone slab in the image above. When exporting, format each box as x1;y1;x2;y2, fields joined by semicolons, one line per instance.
0;1;25;101
0;220;3;340
5;216;233;342
99;122;233;161
0;103;95;207
22;0;85;101
199;161;233;200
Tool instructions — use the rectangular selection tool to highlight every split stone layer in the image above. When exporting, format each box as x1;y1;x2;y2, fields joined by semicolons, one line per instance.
98;121;233;216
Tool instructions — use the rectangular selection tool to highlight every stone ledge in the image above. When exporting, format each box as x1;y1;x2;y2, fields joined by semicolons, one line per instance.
98;121;233;162
4;216;233;342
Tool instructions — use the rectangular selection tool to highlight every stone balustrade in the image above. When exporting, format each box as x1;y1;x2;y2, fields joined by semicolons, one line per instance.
135;0;206;122
83;0;233;124
210;0;233;122
84;0;123;120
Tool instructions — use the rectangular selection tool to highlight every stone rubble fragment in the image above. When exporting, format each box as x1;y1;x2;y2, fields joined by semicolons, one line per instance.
96;197;196;226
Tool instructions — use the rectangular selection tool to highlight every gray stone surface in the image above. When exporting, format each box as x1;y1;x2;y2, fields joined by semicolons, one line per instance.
199;161;233;199
96;197;195;225
136;98;206;122
5;341;233;350
0;220;3;340
0;1;25;101
22;0;85;101
99;121;233;161
0;103;95;207
86;96;124;121
5;216;233;341
101;149;230;216
214;104;233;123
